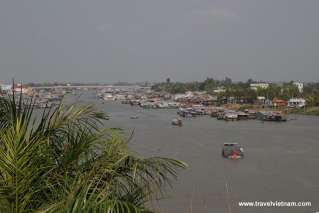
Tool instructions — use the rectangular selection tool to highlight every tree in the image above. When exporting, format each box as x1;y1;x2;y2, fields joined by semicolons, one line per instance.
166;78;171;84
306;95;319;106
201;78;216;92
224;77;232;86
281;84;300;100
0;94;186;213
246;78;254;85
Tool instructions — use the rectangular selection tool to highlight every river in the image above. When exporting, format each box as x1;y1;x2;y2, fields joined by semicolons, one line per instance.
71;93;319;213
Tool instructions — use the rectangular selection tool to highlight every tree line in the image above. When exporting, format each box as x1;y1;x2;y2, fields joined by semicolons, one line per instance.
152;78;319;106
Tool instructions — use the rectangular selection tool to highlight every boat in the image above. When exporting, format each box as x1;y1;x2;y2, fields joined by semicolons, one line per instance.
237;112;249;120
210;109;220;117
130;115;139;119
217;112;225;120
257;111;287;122
121;100;131;104
222;143;244;159
177;108;194;118
244;109;257;119
171;118;183;127
224;112;238;121
103;93;115;101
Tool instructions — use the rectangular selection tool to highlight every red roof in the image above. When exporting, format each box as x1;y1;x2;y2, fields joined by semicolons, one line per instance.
272;98;288;106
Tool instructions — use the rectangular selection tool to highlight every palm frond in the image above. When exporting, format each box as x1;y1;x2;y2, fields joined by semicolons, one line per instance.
0;93;186;213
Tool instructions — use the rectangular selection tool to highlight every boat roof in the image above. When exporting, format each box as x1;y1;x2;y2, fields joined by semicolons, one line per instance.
223;143;239;145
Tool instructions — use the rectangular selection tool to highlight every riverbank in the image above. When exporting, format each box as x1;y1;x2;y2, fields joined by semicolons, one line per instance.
288;106;319;116
237;104;319;116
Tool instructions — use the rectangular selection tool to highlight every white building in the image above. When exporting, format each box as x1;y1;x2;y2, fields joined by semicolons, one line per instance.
213;87;226;93
1;84;32;95
257;96;266;101
250;83;269;90
288;98;306;108
257;96;266;104
293;82;304;93
13;84;31;95
0;84;12;92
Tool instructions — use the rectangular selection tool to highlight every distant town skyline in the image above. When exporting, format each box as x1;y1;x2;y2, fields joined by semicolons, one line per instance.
1;0;319;83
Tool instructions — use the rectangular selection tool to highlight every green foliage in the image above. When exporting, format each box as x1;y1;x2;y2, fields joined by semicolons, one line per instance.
152;78;319;106
305;96;319;107
289;106;319;116
200;78;217;92
280;83;300;100
303;83;319;107
152;82;201;94
0;94;186;213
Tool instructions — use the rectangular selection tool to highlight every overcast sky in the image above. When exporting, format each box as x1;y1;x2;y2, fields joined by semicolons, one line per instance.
0;0;318;83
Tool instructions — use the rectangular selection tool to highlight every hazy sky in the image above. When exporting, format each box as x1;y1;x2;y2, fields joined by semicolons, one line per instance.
0;0;319;83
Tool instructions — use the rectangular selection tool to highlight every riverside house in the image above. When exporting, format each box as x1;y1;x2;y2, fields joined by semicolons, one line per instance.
288;98;306;108
272;98;288;107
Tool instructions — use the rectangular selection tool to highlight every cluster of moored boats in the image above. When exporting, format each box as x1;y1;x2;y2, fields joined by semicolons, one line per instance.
256;111;287;122
171;109;287;127
33;89;65;109
138;101;180;109
121;99;181;109
213;109;287;122
177;106;207;118
214;109;257;121
177;107;287;122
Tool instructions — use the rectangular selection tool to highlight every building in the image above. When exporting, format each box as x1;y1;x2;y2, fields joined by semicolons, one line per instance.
0;84;12;93
173;91;194;101
250;83;269;90
1;83;32;95
293;82;304;93
257;96;266;104
272;98;288;107
12;84;32;95
288;98;306;108
213;87;226;93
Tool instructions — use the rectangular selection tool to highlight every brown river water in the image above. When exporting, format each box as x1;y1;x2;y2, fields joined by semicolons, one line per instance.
70;93;319;213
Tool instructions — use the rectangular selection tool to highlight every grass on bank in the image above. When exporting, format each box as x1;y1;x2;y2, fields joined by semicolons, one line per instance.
288;106;319;116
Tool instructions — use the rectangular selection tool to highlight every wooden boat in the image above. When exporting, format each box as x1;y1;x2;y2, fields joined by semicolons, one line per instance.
171;118;183;127
130;115;139;119
257;111;287;122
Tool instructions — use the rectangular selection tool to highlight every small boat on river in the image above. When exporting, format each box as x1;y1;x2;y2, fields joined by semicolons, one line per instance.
171;118;183;127
130;115;139;119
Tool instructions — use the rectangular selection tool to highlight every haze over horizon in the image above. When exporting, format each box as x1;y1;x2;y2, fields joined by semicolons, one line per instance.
1;0;319;83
